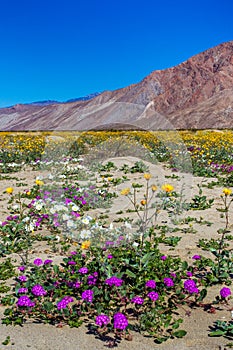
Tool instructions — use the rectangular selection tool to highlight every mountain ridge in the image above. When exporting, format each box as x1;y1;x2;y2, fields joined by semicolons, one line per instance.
1;40;233;130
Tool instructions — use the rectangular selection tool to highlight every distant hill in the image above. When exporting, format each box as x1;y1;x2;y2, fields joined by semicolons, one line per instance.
1;41;233;130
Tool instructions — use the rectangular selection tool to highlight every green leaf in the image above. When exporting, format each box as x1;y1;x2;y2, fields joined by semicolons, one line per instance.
125;269;136;278
173;330;187;338
209;330;226;337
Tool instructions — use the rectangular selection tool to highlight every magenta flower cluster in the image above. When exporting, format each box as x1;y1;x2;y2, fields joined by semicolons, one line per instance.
184;279;199;294
145;279;156;288
95;314;110;327
17;295;35;307
57;296;74;310
81;289;94;303
113;312;128;330
31;284;47;297
105;276;123;287
163;277;174;287
220;287;231;298
131;296;144;305
147;291;159;301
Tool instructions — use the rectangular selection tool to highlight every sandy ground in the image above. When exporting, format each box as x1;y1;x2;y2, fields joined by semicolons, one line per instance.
0;156;232;349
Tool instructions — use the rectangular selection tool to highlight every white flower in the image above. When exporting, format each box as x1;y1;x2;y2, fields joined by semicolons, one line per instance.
12;204;20;211
80;230;92;239
62;214;70;221
82;216;92;225
35;203;43;211
132;242;139;248
125;221;132;229
67;220;75;228
71;205;79;212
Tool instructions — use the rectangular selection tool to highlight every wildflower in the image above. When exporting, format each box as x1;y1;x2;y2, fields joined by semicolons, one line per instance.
81;289;94;303
33;258;43;266
192;255;201;260
147;291;159;301
107;254;113;259
113;312;128;330
105;276;123;287
145;280;156;288
161;255;167;261
144;173;151;180
95;314;110;327
220;287;231;299
44;259;53;265
164;277;174;287
57;296;74;310
5;187;14;194
141;199;147;206
151;185;157;192
35;179;44;186
17;295;35;307
186;271;193;277
17;288;28;294
18;275;27;282
78;267;88;274
81;240;91;249
18;266;25;272
184;279;199;294
68;260;76;265
161;184;174;192
131;296;144;305
87;275;97;286
222;188;232;196
31;284;47;296
120;188;130;196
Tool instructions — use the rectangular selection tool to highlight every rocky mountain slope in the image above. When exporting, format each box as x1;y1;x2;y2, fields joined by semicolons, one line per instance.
1;41;233;130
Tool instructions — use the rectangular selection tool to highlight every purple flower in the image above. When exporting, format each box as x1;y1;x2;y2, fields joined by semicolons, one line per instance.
18;266;25;272
73;281;81;288
31;284;47;296
131;296;144;305
107;254;113;259
44;259;53;265
17;296;35;307
145;280;156;288
70;251;77;255
164;277;174;287
147;291;159;301
220;287;231;299
87;275;97;286
81;289;94;303
33;258;43;266
68;260;76;265
78;267;88;274
18;275;27;282
57;296;74;310
113;313;128;330
184;279;199;294
186;271;193;277
161;255;167;261
95;314;110;327
170;272;177;278
105;276;123;287
17;287;28;294
192;255;201;260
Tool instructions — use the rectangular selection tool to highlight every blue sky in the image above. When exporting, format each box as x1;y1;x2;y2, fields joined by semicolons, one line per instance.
0;0;232;107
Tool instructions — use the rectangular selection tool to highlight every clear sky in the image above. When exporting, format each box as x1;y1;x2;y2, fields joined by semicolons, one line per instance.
0;0;232;108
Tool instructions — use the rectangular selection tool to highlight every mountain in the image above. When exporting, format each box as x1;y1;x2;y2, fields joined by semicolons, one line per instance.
1;41;233;130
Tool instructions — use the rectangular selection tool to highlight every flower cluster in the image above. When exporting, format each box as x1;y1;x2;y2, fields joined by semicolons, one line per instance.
17;295;35;307
113;313;128;330
184;279;199;294
105;276;123;287
95;314;110;327
31;284;47;296
57;296;74;310
220;287;231;299
81;289;94;303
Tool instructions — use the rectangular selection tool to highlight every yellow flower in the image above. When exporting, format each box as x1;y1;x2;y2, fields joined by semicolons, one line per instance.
222;188;232;196
6;187;14;194
26;191;31;196
141;199;147;206
161;184;174;193
81;240;91;249
35;179;44;186
144;173;152;180
121;188;130;196
151;185;157;192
